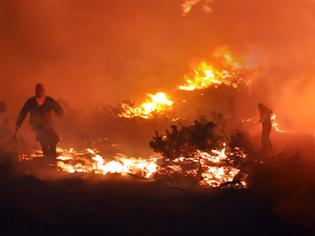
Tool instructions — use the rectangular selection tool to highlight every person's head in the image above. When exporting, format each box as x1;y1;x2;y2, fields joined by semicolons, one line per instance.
0;102;5;112
258;103;264;112
35;83;45;98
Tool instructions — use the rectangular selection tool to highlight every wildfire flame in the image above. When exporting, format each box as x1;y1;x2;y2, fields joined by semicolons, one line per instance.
179;49;246;91
178;61;231;91
19;144;247;188
119;92;174;119
178;62;243;91
118;48;249;120
57;148;158;178
55;148;159;179
160;144;247;188
201;167;240;187
182;0;213;16
271;114;286;133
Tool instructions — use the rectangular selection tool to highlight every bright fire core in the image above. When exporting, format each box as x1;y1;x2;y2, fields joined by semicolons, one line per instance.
119;92;174;119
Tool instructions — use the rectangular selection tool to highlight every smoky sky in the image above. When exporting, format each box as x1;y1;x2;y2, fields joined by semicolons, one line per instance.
0;0;314;131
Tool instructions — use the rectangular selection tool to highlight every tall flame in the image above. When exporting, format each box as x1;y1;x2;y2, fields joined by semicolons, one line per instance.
178;49;247;91
178;61;231;91
117;48;249;120
119;92;174;119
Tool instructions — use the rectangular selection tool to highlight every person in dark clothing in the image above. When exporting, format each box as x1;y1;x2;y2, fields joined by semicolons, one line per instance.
15;84;64;158
0;102;12;138
258;103;273;152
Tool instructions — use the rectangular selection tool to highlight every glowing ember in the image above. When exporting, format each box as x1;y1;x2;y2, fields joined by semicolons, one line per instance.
18;150;43;161
160;144;247;188
182;0;213;16
119;92;174;119
201;166;240;187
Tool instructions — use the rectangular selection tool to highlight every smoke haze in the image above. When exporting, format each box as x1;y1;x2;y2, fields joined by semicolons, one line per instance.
0;0;314;133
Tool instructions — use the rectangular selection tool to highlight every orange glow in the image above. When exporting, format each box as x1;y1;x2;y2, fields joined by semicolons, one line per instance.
213;47;243;69
119;92;174;119
182;0;213;16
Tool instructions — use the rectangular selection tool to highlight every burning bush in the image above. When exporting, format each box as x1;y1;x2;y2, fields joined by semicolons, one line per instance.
150;119;248;188
150;120;220;159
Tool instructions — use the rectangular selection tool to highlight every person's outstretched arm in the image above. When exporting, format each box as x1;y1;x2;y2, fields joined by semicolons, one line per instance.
15;99;31;135
52;99;64;117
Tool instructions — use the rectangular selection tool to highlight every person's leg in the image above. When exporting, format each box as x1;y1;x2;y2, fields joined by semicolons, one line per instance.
36;129;49;157
46;128;59;159
261;127;266;151
266;125;273;151
262;124;272;152
262;127;269;152
48;142;58;158
41;142;50;157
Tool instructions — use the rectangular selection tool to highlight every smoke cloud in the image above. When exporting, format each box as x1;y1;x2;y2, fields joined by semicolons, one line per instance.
0;0;314;133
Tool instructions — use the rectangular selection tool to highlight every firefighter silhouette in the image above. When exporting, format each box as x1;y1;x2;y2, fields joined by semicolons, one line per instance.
16;84;64;158
258;103;273;152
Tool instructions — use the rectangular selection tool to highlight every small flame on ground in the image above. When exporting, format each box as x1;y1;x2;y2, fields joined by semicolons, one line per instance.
201;167;240;187
161;144;247;188
19;144;247;189
119;92;174;119
56;149;158;179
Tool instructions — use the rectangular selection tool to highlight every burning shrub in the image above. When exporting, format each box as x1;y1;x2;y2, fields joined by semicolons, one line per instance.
150;120;220;159
150;119;248;188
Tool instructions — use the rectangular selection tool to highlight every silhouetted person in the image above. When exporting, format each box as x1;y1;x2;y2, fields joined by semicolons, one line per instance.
0;102;11;138
258;103;272;152
15;84;64;159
